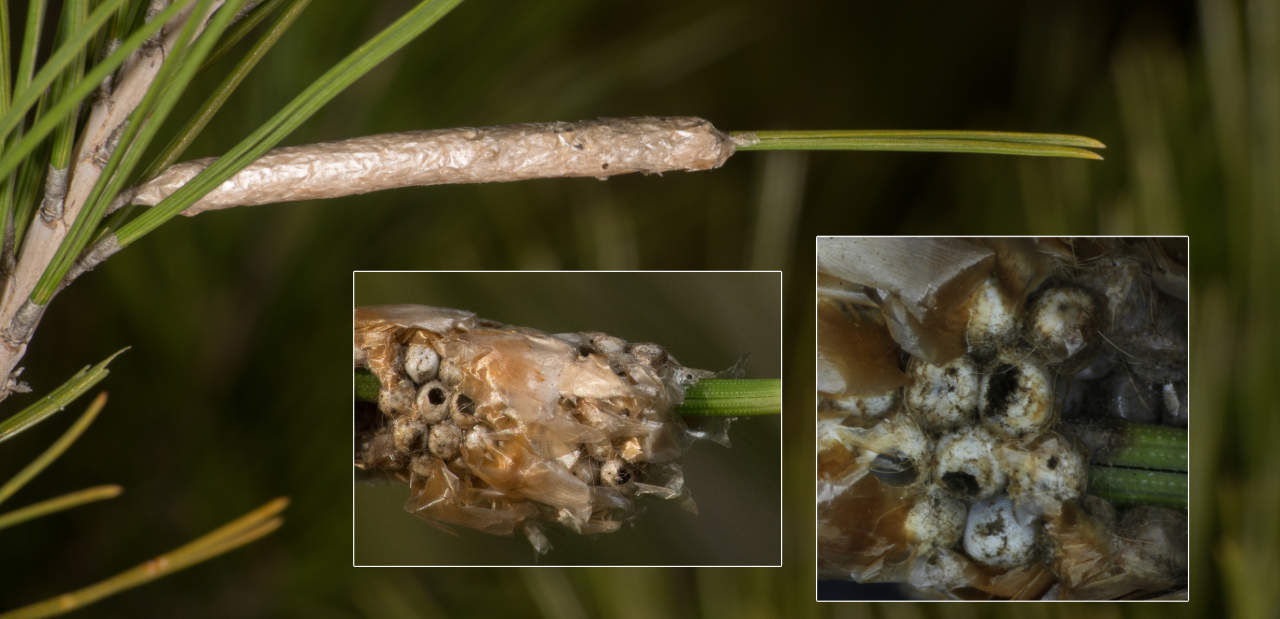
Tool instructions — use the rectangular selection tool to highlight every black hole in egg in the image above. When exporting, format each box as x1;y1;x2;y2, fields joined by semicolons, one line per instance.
456;393;475;414
985;364;1019;414
428;387;446;405
942;471;980;496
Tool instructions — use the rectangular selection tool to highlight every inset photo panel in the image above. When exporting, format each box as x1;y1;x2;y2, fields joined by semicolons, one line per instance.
817;237;1188;601
354;271;781;566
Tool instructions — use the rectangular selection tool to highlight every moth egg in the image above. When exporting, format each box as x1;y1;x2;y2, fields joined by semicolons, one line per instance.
934;426;1006;499
391;416;426;453
834;411;932;488
963;494;1040;568
586;332;627;355
826;389;899;420
627;342;668;366
415;380;450;423
904;490;967;549
1026;286;1097;364
448;392;479;428
965;276;1018;357
1003;434;1086;516
427;423;463;460
408;454;436;479
403;343;440;384
905;356;980;433
909;547;973;592
671;367;701;388
377;377;417;418
980;355;1053;439
600;458;633;487
438;356;465;387
871;414;932;487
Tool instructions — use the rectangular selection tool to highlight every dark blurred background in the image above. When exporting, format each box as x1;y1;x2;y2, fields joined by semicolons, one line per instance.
0;0;1269;616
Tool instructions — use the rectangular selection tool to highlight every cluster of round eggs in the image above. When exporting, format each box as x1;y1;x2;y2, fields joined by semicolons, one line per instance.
818;241;1188;599
354;305;709;553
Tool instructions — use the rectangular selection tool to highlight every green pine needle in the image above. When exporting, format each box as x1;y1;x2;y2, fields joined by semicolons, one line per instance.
731;129;1105;159
0;0;184;184
1067;420;1188;472
31;0;246;304
0;497;288;619
0;1;11;114
0;392;108;507
48;1;91;173
1099;421;1187;472
143;0;313;180
0;0;127;148
0;484;122;532
0;348;127;446
201;0;292;69
677;378;781;417
1088;466;1186;510
14;1;47;99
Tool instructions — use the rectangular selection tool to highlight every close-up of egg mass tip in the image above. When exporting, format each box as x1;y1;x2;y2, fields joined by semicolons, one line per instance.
353;304;727;554
817;237;1188;600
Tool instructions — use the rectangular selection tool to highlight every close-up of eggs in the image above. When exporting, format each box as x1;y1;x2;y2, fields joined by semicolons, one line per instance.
817;237;1188;600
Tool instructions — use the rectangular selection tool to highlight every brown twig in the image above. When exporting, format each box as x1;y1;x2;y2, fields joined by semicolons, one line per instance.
0;1;225;402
